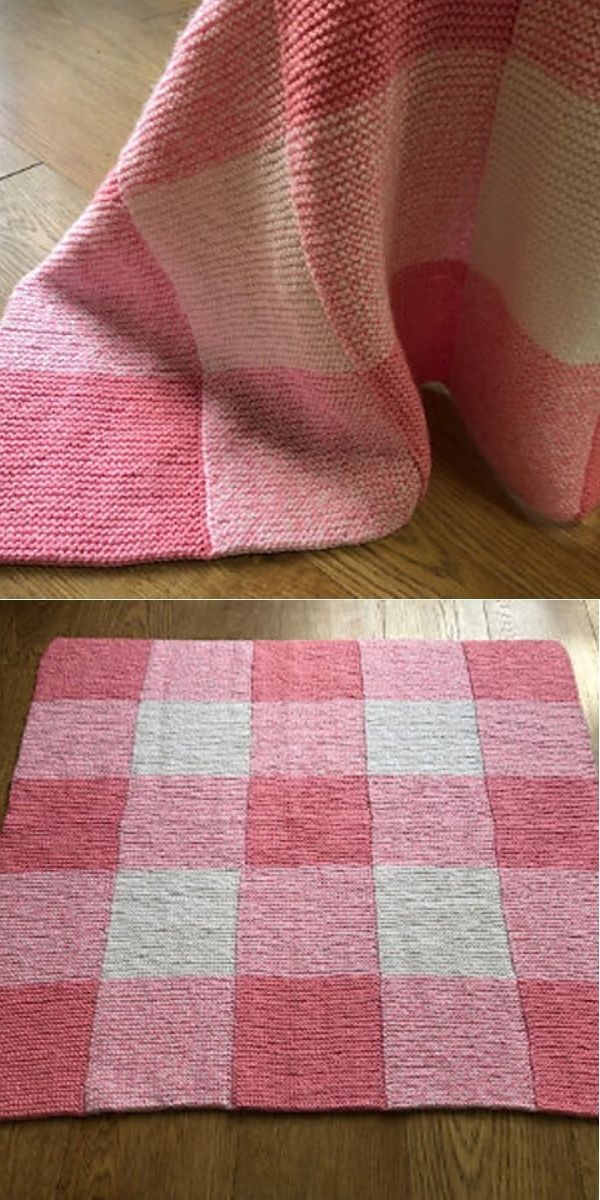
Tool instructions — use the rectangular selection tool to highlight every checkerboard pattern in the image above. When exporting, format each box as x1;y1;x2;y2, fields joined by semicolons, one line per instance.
0;638;597;1119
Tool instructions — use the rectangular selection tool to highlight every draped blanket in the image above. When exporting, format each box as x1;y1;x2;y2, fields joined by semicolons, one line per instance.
0;0;598;564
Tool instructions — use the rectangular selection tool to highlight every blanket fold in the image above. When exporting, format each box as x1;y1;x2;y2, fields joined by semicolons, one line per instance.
0;0;598;564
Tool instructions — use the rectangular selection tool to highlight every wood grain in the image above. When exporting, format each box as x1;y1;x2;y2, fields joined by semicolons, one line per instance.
584;600;599;643
0;135;38;182
0;1;599;599
0;163;87;303
0;0;191;193
0;599;597;1200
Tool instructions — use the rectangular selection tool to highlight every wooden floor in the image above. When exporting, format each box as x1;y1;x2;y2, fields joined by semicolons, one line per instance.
0;598;598;1200
0;0;599;600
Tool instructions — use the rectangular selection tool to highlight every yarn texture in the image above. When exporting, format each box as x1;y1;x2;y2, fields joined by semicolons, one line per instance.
0;637;597;1119
0;1;598;564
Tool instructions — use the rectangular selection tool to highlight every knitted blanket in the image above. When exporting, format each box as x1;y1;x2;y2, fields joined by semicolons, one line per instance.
0;2;598;564
0;637;597;1119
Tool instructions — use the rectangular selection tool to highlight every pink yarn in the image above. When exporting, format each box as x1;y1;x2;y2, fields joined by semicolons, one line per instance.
0;1;598;563
0;637;597;1119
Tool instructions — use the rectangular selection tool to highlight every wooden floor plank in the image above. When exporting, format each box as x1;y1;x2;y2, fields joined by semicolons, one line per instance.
584;600;599;643
0;0;186;191
452;600;490;639
0;134;39;181
0;599;597;1200
382;598;459;638
0;163;88;304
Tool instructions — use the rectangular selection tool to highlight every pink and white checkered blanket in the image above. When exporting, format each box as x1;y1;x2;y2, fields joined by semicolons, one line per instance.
0;637;597;1119
0;1;598;564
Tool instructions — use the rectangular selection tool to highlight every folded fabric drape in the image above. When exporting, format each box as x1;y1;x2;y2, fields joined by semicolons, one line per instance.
0;0;598;564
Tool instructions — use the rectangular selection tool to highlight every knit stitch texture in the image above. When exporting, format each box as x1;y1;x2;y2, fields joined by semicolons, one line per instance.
0;1;598;563
0;637;598;1119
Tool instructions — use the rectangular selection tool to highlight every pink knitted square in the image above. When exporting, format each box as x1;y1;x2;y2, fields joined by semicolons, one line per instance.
252;640;363;700
476;701;596;777
35;638;151;700
519;981;598;1116
500;868;598;980
87;977;234;1110
251;700;365;775
142;640;253;701
233;975;386;1108
381;977;534;1108
360;640;472;699
369;776;496;866
15;700;138;778
0;370;209;564
119;777;247;869
245;776;371;865
0;982;99;1117
0;870;114;984
464;641;579;701
0;779;128;872
488;777;598;869
236;866;379;974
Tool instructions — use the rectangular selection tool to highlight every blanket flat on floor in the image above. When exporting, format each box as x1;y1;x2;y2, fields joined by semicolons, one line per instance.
0;1;599;564
0;637;597;1119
